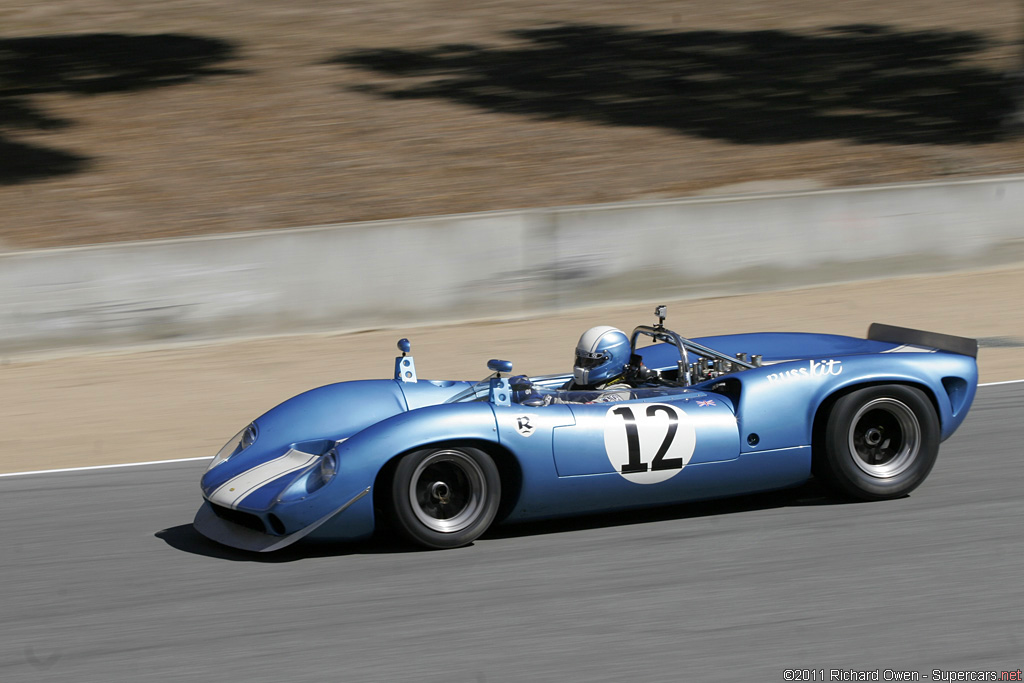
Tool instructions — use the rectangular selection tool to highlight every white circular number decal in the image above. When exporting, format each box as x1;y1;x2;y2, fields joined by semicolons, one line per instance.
603;403;696;484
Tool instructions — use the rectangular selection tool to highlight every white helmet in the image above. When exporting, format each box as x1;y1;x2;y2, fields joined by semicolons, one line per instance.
573;326;631;387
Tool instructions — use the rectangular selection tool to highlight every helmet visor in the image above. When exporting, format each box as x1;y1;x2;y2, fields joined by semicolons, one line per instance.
575;351;607;369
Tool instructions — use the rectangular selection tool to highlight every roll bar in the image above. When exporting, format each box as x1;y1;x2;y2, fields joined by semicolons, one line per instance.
630;323;757;387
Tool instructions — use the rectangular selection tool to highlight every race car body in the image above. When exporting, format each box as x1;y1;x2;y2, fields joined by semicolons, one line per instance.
194;310;978;551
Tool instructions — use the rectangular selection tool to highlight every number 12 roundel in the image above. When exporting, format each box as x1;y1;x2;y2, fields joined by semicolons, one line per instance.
602;403;696;484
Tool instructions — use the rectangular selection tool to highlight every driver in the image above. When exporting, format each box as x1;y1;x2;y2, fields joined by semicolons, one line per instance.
564;326;633;391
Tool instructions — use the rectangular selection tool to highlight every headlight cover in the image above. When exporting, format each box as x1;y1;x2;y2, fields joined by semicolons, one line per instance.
206;423;258;471
319;448;338;482
273;444;342;505
302;447;339;494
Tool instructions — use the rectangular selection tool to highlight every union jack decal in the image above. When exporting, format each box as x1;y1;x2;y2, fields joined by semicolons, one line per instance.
696;399;716;407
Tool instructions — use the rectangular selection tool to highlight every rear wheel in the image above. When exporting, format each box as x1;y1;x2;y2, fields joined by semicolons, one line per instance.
391;446;501;549
819;385;939;500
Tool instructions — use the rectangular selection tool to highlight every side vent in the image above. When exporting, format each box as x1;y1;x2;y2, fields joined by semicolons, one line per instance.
941;376;970;417
709;377;742;411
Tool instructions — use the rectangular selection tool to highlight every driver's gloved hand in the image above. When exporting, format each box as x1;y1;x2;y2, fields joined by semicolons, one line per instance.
509;375;534;404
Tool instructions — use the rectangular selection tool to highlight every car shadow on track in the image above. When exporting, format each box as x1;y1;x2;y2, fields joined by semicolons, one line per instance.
482;477;848;541
154;523;418;562
157;479;858;561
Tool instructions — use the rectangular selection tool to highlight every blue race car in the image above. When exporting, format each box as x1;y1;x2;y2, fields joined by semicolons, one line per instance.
194;307;978;551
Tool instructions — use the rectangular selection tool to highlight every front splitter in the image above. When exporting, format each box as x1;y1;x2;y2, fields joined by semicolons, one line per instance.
193;486;371;552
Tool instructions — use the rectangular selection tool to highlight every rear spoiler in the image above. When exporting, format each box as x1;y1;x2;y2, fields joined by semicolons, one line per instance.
868;323;978;358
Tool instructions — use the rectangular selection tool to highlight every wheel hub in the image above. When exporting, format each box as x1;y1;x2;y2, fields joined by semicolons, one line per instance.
848;398;921;479
430;481;451;505
408;450;487;533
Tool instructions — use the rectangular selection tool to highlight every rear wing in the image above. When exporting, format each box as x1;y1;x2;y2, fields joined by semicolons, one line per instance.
868;323;978;358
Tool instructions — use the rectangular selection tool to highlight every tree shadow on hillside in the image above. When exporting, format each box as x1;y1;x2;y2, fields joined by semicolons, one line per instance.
331;23;1014;145
0;33;244;184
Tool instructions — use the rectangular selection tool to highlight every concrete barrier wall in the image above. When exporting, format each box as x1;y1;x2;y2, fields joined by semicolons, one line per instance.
2;175;1023;353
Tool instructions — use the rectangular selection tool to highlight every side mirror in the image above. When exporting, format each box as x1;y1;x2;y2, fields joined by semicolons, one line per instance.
487;360;513;407
394;338;417;383
487;359;513;375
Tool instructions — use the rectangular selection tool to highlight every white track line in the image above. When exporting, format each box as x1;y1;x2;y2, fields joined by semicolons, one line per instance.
1;379;1022;479
978;379;1024;387
0;455;213;478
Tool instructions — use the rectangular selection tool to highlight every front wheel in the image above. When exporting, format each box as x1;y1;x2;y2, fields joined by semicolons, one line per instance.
391;446;501;549
819;385;940;501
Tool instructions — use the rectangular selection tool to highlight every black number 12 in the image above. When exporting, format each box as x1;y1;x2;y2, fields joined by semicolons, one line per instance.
611;405;682;474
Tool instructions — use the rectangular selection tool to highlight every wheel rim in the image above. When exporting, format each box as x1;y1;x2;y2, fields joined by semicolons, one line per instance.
848;397;921;479
408;450;487;533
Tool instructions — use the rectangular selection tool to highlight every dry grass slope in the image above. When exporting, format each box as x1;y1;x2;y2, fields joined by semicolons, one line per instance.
1;0;1022;248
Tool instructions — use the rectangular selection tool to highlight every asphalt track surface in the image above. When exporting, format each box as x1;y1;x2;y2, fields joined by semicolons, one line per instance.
2;385;1021;683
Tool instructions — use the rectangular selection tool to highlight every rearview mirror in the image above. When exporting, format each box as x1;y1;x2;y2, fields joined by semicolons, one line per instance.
487;359;513;375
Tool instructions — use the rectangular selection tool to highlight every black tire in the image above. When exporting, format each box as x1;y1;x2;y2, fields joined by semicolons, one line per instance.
819;384;939;501
391;446;501;549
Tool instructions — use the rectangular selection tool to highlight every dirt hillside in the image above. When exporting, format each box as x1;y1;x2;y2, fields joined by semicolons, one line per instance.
2;0;1022;248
